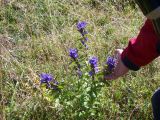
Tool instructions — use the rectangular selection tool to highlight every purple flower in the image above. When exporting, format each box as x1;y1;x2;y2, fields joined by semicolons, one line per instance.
81;30;88;36
89;56;98;68
40;73;53;83
69;48;78;59
77;21;87;30
89;56;99;76
106;56;116;70
50;80;59;90
77;21;89;48
81;40;85;45
77;21;88;36
80;40;88;49
51;86;59;90
89;71;94;76
54;80;59;85
40;73;60;91
94;67;99;73
85;37;88;41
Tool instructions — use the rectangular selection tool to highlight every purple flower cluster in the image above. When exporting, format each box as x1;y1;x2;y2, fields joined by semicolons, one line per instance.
106;56;116;71
40;73;53;83
89;56;99;76
89;56;98;68
77;21;88;48
103;56;116;76
69;48;78;59
77;21;87;31
69;48;82;77
40;73;59;90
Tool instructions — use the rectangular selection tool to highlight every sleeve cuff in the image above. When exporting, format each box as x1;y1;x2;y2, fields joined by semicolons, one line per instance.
156;41;160;54
121;56;140;71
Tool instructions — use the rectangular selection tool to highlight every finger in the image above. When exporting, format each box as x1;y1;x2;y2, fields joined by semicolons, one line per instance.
104;74;118;80
115;49;123;54
104;74;112;80
114;49;122;59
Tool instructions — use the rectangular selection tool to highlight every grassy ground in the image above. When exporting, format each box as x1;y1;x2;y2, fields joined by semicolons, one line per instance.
1;0;160;120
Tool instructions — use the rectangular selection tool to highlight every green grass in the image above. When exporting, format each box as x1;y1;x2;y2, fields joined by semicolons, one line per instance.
1;0;160;120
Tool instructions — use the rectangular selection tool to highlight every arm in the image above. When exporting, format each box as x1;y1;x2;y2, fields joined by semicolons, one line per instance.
121;19;160;71
105;19;160;80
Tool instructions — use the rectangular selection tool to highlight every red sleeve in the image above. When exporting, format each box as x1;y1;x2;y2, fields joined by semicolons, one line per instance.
121;19;160;71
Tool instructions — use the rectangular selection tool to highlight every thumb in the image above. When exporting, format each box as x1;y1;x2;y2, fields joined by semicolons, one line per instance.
114;49;123;65
114;49;123;58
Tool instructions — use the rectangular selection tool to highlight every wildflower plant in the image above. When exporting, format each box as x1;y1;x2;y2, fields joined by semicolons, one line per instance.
39;21;117;119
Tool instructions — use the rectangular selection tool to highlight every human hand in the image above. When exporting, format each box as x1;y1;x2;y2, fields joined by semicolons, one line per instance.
105;49;129;80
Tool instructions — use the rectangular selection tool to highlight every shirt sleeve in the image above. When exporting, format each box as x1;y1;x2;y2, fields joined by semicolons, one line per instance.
121;19;160;71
